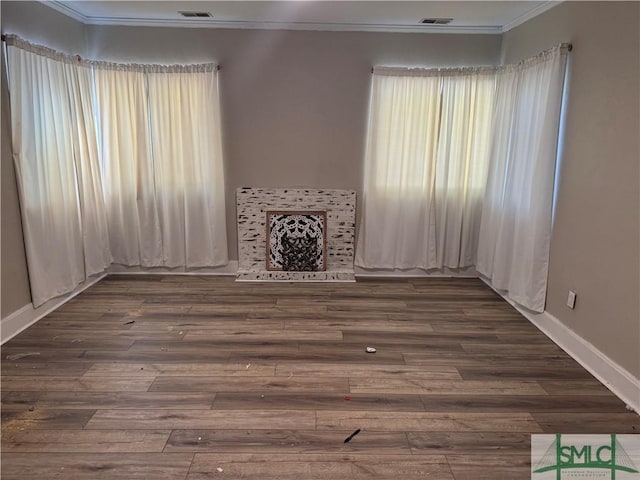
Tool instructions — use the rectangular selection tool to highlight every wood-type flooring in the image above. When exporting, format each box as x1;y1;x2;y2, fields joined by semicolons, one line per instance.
1;275;637;479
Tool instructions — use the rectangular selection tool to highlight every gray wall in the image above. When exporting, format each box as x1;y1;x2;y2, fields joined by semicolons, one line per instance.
1;1;88;317
1;48;30;316
88;26;502;260
0;1;88;55
502;1;640;376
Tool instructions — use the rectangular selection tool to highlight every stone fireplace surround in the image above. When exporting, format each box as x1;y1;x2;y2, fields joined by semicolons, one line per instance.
236;187;356;281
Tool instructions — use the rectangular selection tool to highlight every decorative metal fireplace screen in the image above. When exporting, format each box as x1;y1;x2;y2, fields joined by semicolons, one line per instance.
266;211;327;271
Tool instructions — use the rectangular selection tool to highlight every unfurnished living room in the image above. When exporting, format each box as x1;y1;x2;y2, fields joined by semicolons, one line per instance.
1;1;639;479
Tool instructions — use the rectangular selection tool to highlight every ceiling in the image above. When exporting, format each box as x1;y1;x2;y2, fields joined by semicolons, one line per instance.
45;1;559;34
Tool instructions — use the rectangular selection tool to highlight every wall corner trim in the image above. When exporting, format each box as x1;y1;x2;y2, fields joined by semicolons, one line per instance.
480;278;640;415
1;273;107;345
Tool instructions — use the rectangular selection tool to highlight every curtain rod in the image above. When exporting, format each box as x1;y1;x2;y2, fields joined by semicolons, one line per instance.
1;34;221;70
371;42;573;73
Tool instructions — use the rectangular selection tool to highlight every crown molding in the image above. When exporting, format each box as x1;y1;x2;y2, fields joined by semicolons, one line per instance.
43;0;557;35
501;0;562;33
90;19;502;34
41;1;502;34
43;0;89;23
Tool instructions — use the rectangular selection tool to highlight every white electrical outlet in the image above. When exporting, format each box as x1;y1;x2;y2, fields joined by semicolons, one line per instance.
567;290;576;309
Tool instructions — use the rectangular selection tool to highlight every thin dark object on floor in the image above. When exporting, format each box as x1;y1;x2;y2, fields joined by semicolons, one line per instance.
123;320;135;325
343;428;361;443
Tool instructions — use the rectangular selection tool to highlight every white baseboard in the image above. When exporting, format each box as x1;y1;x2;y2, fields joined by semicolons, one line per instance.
107;260;238;276
1;273;107;345
354;265;478;278
480;278;640;415
235;279;356;283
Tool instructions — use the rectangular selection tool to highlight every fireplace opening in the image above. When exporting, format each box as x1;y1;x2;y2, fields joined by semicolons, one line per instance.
281;233;319;271
266;210;327;272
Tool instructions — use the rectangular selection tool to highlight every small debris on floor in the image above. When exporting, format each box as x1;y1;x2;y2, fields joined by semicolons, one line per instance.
6;352;40;361
28;406;34;411
344;396;351;401
198;437;202;441
343;428;361;443
365;346;377;353
216;467;224;473
123;320;135;325
71;339;83;343
260;394;265;398
246;364;251;369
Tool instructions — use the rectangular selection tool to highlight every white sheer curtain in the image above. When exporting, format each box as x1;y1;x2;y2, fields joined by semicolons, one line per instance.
6;36;110;307
6;34;229;305
68;63;112;275
355;67;495;270
147;66;228;267
94;62;228;268
477;46;569;312
93;65;163;266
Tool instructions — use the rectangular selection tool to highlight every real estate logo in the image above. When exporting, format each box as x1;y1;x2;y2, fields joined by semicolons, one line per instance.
532;434;640;479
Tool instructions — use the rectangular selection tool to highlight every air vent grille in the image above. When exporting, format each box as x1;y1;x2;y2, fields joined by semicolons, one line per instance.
420;18;453;25
179;11;212;18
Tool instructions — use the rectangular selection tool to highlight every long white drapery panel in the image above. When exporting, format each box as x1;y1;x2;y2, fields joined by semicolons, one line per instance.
5;35;229;306
93;66;163;266
355;68;495;270
435;72;495;268
6;38;110;307
147;66;228;267
476;47;569;312
68;63;112;275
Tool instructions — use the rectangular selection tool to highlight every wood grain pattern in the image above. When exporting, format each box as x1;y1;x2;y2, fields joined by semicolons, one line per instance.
446;454;531;480
0;454;195;480
86;410;316;430
407;432;532;454
187;453;453;479
349;378;547;395
315;411;541;432
212;392;426;411
2;391;215;410
1;430;170;452
1;275;634;480
148;376;349;393
165;429;412;454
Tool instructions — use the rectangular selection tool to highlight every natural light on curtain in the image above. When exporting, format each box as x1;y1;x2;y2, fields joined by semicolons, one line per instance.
5;35;228;306
93;62;228;268
6;36;111;307
476;46;569;312
146;66;228;267
357;45;568;312
355;66;496;270
93;65;162;266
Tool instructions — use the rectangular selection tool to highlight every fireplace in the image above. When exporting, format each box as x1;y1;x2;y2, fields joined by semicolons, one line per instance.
236;188;356;281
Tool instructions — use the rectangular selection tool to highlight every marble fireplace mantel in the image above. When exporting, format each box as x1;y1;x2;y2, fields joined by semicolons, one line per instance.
236;187;356;281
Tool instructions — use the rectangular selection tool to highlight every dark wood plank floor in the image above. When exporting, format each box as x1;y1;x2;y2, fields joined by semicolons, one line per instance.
2;276;637;479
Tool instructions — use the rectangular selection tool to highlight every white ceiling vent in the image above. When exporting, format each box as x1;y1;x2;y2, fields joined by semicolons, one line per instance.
420;18;453;25
179;11;212;18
